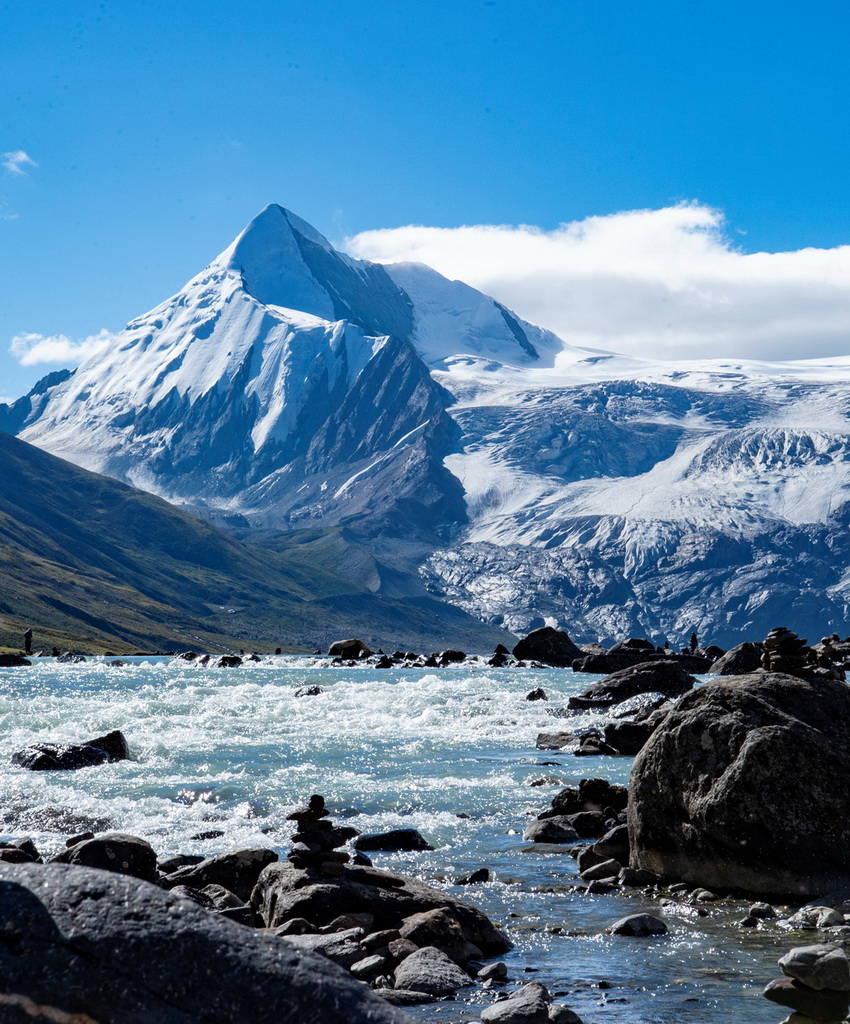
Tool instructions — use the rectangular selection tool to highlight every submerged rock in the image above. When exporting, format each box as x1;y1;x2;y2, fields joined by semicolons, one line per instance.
629;672;850;896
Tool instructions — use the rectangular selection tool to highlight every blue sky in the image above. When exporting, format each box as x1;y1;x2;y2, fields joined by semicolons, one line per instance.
3;0;850;398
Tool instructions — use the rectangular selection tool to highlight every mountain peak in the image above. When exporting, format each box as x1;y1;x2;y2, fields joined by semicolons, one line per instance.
220;203;337;315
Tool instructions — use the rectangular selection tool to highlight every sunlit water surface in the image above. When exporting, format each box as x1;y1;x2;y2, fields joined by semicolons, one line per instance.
0;658;797;1023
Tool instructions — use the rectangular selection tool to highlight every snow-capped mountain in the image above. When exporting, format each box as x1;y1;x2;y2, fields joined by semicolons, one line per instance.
12;204;850;645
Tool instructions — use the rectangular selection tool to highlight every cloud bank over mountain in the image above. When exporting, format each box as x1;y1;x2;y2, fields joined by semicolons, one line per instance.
346;203;850;363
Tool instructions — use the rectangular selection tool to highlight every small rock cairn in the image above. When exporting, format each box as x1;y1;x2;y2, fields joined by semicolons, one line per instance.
286;795;357;877
761;627;844;681
763;942;850;1022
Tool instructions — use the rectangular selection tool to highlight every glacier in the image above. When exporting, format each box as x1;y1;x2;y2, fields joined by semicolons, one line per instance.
10;203;850;646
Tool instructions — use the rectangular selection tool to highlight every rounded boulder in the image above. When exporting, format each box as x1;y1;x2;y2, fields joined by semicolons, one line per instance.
629;672;850;897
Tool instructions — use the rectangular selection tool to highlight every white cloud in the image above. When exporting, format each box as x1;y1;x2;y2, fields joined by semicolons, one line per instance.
2;150;37;175
345;203;850;362
9;329;112;366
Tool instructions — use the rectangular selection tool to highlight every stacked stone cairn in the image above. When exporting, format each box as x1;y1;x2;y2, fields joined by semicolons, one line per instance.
761;627;845;681
286;795;358;877
763;943;850;1022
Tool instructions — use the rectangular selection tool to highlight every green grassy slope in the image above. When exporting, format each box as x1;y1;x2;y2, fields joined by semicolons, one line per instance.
0;432;512;654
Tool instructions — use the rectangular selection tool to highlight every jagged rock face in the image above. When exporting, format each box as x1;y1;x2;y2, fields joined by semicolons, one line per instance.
12;204;850;643
628;672;850;897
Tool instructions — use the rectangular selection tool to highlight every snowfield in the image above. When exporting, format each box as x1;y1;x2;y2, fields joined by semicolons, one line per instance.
10;204;850;645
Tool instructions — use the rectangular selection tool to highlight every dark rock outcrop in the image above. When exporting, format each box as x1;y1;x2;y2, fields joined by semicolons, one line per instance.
708;641;763;675
0;862;408;1023
159;848;279;902
252;860;510;954
328;638;372;659
512;627;583;666
629;672;850;896
570;661;695;708
11;729;129;771
354;829;434;852
0;653;31;667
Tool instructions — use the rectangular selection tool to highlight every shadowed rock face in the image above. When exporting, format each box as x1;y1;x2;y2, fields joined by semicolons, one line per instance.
0;862;410;1024
629;673;850;897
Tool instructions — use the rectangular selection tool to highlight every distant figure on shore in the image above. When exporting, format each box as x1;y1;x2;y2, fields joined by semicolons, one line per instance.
51;646;60;657
689;631;698;653
23;628;33;655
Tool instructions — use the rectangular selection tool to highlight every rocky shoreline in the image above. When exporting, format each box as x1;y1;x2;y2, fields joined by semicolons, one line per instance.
4;622;850;1021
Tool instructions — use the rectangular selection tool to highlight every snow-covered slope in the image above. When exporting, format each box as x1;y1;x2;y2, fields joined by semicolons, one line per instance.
13;205;850;645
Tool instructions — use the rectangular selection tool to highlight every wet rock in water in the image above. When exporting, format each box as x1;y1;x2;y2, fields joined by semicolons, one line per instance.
708;641;763;675
763;976;850;1019
523;817;579;844
160;848;279;902
512;627;584;667
50;833;158;882
779;944;850;990
294;685;324;697
11;729;129;771
478;961;508;981
436;649;466;665
479;981;551;1023
56;652;86;663
327;638;372;659
215;655;242;668
607;691;670;719
581;858;622;881
0;653;31;667
785;906;846;929
455;867;490;885
631;672;850;896
610;914;668;936
525;687;548;701
0;862;407;1024
571;660;695;707
392;945;472;995
572;730;620;756
544;778;628;818
536;732;578;751
354;829;434;852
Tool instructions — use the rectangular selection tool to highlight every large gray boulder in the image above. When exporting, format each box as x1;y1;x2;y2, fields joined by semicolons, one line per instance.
708;641;763;675
0;862;409;1023
629;673;850;897
512;627;583;666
